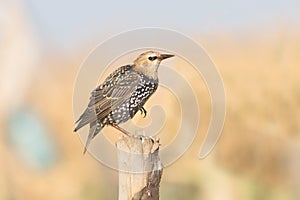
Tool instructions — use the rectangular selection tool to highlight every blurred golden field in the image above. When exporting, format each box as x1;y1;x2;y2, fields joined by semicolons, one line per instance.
1;1;300;200
1;31;299;199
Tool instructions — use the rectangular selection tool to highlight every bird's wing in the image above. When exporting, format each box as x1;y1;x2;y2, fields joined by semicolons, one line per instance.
93;70;141;120
74;66;140;131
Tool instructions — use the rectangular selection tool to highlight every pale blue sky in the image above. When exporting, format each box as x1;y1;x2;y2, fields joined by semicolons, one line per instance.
24;0;300;51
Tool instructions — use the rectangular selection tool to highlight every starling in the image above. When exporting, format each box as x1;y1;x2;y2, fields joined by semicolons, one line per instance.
74;51;174;153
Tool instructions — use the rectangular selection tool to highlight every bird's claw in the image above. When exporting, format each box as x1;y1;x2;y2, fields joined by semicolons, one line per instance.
139;107;147;118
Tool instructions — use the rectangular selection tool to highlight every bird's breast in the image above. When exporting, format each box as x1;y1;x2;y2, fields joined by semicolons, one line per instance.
128;77;158;111
110;77;158;124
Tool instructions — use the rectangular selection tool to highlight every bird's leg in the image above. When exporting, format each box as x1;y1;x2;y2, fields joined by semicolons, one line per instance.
139;107;147;118
112;125;131;136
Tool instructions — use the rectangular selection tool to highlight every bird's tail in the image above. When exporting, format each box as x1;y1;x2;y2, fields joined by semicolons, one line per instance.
83;121;103;154
74;108;97;132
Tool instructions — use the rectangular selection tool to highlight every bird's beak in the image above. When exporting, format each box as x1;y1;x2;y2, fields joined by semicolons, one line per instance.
159;54;174;60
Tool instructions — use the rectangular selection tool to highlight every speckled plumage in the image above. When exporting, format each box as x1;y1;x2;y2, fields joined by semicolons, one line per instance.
74;51;174;153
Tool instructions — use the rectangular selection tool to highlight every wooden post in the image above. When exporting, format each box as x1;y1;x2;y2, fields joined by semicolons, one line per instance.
117;136;163;200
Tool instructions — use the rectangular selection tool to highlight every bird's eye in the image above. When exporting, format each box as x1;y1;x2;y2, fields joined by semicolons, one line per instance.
148;56;157;61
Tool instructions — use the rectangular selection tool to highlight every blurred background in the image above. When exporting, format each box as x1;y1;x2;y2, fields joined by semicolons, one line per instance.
1;0;300;199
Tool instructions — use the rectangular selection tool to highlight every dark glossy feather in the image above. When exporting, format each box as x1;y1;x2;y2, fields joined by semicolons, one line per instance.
75;64;159;154
74;65;143;153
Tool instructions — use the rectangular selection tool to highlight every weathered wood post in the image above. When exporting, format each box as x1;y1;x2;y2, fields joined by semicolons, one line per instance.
117;135;163;200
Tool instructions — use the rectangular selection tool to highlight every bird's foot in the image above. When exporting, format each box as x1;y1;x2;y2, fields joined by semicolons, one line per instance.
139;107;147;118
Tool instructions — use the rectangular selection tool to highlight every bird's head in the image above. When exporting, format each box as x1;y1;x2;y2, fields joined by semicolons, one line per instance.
133;51;174;79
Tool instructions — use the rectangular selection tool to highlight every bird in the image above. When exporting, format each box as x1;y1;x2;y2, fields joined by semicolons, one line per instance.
74;51;174;153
